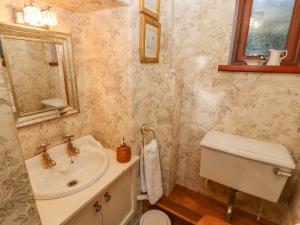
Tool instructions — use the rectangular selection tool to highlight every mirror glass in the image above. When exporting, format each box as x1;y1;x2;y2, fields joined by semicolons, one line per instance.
1;39;68;114
0;23;79;127
245;0;295;56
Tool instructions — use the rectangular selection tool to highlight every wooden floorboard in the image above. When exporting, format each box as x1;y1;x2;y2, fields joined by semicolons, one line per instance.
147;185;277;225
157;196;201;224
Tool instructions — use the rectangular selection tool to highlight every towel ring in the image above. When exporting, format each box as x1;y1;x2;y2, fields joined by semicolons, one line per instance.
141;124;156;150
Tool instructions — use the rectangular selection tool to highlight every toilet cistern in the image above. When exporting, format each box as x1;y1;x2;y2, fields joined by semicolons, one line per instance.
200;130;296;221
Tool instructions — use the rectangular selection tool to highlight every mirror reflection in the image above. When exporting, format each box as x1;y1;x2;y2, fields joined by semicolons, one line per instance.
1;38;68;115
245;0;295;56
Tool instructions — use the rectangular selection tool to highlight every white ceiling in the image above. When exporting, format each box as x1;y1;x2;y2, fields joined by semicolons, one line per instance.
39;0;126;12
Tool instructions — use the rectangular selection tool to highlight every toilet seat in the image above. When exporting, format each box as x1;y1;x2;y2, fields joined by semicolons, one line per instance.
139;210;171;225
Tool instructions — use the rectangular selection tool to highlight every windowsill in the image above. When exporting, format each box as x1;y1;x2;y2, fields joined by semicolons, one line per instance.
218;65;300;74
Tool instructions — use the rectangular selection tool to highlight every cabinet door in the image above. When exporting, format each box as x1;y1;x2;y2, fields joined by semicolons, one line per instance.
102;170;135;225
65;198;103;225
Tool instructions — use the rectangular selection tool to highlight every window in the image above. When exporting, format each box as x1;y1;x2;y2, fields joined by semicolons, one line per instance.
231;0;300;66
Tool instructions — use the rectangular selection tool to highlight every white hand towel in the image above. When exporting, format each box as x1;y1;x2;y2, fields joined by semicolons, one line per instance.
140;143;147;193
140;139;163;205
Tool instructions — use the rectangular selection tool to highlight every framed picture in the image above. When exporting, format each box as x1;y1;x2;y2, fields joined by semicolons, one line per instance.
12;8;25;25
140;0;160;20
140;14;161;63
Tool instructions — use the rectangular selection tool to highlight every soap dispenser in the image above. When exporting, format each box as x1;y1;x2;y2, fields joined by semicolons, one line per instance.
116;138;131;163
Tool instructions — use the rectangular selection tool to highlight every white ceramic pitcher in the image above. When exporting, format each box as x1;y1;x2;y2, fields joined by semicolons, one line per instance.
267;49;288;66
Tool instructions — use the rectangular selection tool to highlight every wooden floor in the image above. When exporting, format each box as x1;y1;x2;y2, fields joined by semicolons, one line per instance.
144;185;277;225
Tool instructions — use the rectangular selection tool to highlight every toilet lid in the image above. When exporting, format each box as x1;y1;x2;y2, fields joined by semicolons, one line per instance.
140;210;171;225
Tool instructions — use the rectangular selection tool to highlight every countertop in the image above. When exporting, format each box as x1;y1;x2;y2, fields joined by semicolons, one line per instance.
36;149;139;225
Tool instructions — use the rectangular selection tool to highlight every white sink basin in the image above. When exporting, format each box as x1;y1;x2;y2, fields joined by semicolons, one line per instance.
25;135;109;200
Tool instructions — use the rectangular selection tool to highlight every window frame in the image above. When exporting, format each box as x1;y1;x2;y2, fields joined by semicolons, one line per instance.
231;0;300;66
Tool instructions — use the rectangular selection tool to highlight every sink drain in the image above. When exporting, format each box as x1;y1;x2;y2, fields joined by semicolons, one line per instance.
67;179;78;187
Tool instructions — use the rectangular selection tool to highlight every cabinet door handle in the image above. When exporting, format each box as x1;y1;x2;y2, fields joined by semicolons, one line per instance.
104;192;112;202
93;201;102;212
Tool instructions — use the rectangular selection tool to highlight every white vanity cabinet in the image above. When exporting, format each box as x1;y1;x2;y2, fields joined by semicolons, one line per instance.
65;168;136;225
66;197;103;225
102;170;134;225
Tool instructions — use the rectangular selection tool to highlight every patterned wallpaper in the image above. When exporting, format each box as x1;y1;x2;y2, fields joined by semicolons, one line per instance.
0;2;95;224
0;0;299;225
173;0;300;223
0;66;41;224
70;0;180;195
0;0;179;197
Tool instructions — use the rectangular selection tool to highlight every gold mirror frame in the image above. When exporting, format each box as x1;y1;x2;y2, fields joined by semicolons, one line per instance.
0;23;80;127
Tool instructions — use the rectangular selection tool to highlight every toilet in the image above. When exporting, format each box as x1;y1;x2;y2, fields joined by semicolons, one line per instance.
139;210;171;225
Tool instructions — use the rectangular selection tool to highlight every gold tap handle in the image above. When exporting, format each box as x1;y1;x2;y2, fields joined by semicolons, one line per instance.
37;144;50;152
64;135;75;142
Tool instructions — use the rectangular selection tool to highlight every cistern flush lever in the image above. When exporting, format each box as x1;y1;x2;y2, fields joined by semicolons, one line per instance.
273;167;292;177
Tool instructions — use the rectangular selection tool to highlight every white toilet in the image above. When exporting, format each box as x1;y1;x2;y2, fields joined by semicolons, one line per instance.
139;210;171;225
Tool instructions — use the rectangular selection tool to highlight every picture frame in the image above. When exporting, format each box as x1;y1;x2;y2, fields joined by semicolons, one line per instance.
12;8;25;25
140;0;160;20
140;14;161;63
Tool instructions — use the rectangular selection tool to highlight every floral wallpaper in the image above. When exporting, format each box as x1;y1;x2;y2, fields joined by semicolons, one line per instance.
1;0;179;213
70;0;180;195
0;0;299;225
173;0;300;223
0;66;41;224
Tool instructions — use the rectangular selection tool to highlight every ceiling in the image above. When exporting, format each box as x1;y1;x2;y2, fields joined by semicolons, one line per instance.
39;0;127;12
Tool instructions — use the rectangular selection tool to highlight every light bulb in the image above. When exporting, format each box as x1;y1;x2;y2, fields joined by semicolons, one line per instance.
23;2;42;26
41;6;57;26
41;7;51;26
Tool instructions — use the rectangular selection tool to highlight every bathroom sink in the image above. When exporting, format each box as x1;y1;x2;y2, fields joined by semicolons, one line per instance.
25;136;109;200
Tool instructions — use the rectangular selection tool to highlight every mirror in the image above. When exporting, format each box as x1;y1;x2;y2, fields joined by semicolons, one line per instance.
2;40;67;114
245;0;295;56
0;23;79;127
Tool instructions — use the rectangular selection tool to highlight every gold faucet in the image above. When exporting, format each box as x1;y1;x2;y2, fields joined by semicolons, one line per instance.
64;135;80;157
38;144;56;169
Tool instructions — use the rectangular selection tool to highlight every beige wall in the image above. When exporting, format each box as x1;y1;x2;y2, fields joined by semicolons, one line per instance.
0;0;299;224
173;0;300;223
72;0;180;194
